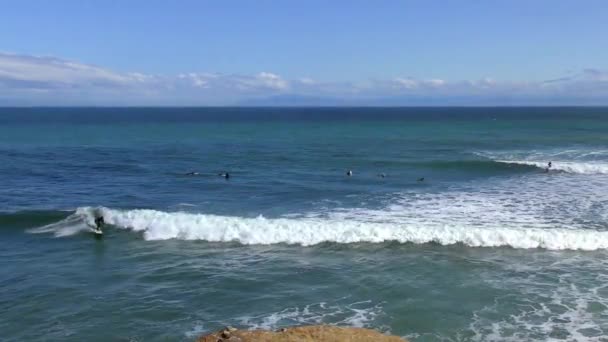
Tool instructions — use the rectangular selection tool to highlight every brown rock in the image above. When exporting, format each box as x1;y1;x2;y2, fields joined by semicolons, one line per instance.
197;325;406;342
220;329;231;339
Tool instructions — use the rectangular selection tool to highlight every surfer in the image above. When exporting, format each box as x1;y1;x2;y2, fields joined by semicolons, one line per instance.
545;161;552;173
378;173;386;178
346;170;353;176
219;172;230;179
185;171;199;176
94;215;105;232
417;177;425;182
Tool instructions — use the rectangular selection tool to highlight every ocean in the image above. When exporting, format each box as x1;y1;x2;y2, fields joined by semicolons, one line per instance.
1;107;608;341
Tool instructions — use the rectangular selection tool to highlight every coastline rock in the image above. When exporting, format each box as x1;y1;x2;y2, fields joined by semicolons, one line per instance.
197;325;406;342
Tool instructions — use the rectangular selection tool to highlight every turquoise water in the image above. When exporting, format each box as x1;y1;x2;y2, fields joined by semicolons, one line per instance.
1;107;608;341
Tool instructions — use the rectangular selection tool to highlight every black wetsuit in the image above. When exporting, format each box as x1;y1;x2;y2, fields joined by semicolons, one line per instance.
94;217;105;230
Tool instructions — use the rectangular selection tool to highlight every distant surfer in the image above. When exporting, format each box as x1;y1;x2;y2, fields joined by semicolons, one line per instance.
346;170;353;176
545;161;552;173
417;177;425;182
378;173;386;178
185;171;199;176
219;172;230;179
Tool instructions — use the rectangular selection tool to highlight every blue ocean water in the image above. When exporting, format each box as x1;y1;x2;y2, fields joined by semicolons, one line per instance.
1;107;608;341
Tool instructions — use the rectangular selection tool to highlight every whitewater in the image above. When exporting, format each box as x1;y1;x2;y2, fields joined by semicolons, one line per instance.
496;160;608;174
24;205;605;251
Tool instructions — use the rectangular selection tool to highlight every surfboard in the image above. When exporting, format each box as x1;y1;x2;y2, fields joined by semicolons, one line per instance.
88;224;103;236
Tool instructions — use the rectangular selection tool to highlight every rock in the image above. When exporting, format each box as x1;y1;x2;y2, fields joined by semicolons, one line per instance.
198;325;406;342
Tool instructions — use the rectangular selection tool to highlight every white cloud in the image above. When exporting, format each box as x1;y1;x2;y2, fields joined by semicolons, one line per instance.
0;53;150;89
174;71;288;92
1;52;608;105
394;77;418;89
298;77;316;85
258;72;288;89
178;73;217;88
424;79;445;87
392;78;448;90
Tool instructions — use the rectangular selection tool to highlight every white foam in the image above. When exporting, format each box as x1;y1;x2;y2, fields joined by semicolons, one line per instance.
56;206;608;250
236;300;386;330
469;258;608;341
27;211;93;237
184;323;207;339
476;148;608;174
498;160;608;174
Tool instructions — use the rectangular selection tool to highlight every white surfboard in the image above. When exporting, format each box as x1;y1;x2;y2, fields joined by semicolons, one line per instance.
89;225;103;236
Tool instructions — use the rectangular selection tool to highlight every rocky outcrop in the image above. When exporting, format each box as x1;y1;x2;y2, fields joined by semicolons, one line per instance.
197;325;406;342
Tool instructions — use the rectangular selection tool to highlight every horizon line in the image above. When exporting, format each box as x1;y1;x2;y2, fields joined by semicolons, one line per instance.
2;105;608;109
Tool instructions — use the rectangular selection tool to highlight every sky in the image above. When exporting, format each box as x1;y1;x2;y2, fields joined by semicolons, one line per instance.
0;0;607;106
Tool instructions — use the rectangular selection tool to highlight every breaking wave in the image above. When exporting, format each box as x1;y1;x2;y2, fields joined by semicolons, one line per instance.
476;148;608;174
496;160;608;174
30;206;608;251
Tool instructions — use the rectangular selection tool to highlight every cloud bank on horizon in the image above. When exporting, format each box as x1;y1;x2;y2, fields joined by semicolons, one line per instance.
1;52;607;106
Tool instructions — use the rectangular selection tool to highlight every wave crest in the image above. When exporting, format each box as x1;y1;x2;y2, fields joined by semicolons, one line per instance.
32;207;608;251
497;160;608;174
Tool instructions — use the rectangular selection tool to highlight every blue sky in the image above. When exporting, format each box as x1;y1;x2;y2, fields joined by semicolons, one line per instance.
1;0;607;105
